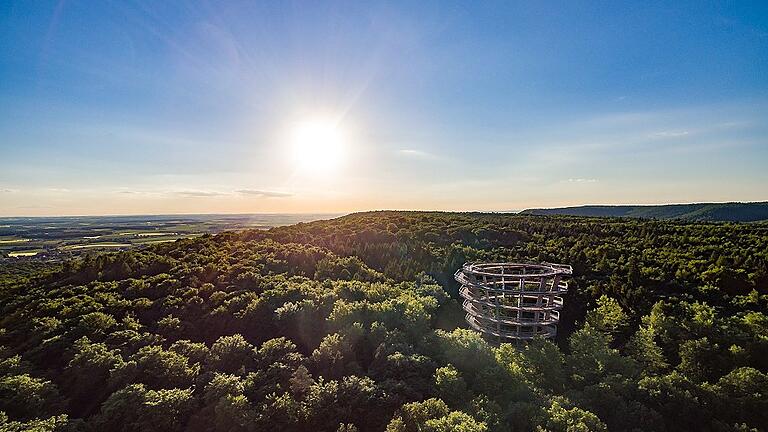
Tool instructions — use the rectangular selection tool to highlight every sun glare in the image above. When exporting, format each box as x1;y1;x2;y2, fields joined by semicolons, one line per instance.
290;119;346;175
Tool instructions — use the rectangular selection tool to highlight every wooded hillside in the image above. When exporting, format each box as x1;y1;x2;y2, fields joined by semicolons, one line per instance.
1;212;766;431
520;202;768;222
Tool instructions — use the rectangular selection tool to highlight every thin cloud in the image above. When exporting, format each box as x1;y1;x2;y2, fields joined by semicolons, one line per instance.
236;189;293;198
568;178;598;183
115;189;292;198
0;188;16;193
398;149;436;159
16;205;54;209
114;190;165;196
716;121;750;129
175;190;227;197
650;131;690;138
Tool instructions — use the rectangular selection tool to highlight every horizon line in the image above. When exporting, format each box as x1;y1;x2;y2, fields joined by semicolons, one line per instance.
2;200;767;218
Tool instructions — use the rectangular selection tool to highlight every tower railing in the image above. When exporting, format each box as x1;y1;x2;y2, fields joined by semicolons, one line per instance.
454;262;572;343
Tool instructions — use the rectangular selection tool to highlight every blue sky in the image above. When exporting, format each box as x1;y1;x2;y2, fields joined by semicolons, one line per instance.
1;1;767;215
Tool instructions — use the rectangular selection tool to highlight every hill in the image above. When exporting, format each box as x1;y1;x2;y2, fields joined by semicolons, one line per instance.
0;211;766;431
520;201;768;222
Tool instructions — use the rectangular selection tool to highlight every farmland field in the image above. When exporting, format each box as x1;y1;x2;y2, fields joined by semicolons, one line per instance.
0;213;340;262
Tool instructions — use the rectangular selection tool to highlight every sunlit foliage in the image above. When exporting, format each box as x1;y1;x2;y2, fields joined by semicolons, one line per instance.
1;212;766;430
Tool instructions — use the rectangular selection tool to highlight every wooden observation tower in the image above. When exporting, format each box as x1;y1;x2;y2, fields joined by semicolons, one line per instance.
454;262;572;344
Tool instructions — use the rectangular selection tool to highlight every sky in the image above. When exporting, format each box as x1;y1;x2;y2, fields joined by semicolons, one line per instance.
1;1;767;216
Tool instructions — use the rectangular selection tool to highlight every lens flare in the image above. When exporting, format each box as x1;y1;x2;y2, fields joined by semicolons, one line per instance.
290;119;346;175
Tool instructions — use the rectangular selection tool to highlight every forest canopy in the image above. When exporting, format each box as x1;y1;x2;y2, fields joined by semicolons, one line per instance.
520;202;768;222
1;211;766;431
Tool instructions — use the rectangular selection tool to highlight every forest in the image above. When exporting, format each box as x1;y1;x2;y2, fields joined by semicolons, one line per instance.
1;211;767;431
520;202;768;222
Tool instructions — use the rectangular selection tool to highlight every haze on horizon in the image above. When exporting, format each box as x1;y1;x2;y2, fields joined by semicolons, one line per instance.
1;1;767;217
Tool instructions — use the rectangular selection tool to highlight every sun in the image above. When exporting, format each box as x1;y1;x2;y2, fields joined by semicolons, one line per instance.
290;118;346;175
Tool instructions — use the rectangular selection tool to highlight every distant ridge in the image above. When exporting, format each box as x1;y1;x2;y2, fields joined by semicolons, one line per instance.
519;202;768;222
